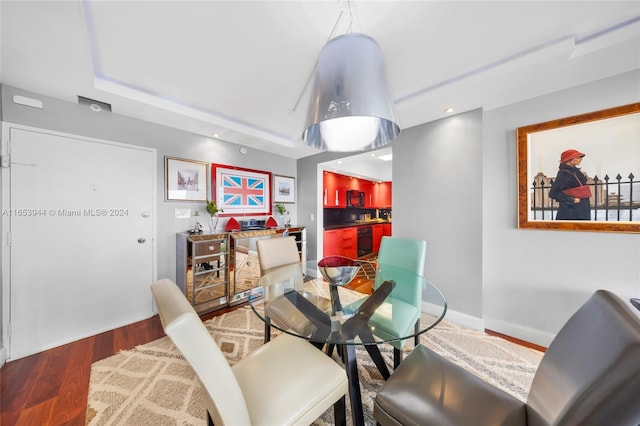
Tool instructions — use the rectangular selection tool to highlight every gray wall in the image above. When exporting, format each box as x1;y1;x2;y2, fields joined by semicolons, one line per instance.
1;85;297;362
394;109;484;320
2;70;639;358
298;71;640;346
298;150;351;262
299;109;484;325
1;84;297;280
0;87;3;357
483;69;640;345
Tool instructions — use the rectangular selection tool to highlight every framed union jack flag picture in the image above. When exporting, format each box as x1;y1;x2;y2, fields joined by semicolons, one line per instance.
212;164;272;216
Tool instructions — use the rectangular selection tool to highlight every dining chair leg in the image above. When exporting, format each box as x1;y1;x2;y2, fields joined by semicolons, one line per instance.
326;343;335;356
264;317;271;343
393;347;402;369
414;320;420;346
333;395;347;426
311;341;325;350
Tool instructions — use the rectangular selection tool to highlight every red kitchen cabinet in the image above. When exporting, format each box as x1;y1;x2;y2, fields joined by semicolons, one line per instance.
324;172;391;209
323;227;357;258
323;172;344;207
372;224;384;253
341;227;357;259
324;171;355;207
323;229;340;256
372;181;392;208
383;223;392;237
346;175;360;191
360;180;374;208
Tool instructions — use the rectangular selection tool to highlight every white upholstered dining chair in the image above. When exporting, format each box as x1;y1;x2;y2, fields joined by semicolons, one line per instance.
256;236;310;343
151;278;348;426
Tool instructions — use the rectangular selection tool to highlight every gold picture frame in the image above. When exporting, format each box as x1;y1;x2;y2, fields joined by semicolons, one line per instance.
517;102;640;233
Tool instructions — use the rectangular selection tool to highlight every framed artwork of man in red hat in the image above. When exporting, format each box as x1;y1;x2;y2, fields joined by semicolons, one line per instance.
517;102;640;233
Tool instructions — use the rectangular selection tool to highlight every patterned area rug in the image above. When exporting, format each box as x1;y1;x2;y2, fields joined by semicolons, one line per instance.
86;306;543;425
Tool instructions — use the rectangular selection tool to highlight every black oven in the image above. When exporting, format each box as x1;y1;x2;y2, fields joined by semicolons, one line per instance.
357;226;373;257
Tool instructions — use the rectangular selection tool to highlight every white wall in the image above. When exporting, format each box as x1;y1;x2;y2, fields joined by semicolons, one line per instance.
483;70;640;346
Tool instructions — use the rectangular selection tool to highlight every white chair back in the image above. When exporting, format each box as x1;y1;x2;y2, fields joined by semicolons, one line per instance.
151;279;252;425
257;236;300;273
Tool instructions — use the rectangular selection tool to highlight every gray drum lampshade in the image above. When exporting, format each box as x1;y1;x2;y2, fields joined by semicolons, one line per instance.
302;33;400;152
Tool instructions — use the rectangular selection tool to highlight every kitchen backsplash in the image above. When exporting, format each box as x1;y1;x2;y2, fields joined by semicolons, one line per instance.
324;207;391;227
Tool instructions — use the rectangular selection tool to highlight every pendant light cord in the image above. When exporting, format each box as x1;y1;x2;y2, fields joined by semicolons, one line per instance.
291;9;345;112
345;0;354;34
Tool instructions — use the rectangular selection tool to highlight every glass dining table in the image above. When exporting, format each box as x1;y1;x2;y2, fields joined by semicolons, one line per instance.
248;258;447;426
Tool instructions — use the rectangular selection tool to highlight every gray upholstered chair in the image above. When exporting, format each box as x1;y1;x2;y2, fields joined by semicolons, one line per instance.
374;289;640;426
151;278;348;426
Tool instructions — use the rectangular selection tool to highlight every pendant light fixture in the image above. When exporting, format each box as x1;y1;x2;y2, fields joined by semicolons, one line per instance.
302;32;400;152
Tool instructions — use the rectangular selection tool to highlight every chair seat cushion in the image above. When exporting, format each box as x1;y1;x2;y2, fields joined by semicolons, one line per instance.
233;333;348;426
374;344;526;426
345;297;421;349
370;299;420;340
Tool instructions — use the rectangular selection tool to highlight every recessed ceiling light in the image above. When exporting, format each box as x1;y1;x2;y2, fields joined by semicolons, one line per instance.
212;133;219;138
378;154;392;161
445;107;454;113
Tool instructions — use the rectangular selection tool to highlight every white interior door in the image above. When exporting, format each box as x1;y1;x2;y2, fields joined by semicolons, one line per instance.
6;126;155;359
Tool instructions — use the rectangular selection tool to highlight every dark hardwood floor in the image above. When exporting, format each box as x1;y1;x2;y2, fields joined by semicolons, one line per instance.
0;306;233;426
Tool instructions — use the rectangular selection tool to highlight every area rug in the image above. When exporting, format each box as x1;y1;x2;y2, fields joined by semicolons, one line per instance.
86;306;543;425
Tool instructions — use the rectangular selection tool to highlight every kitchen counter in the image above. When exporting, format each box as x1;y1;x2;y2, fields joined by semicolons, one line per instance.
324;220;391;230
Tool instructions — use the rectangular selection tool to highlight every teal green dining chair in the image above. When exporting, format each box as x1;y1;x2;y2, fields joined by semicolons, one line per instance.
368;236;426;368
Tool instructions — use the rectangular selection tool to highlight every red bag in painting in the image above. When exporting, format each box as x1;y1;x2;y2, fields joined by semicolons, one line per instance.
563;185;592;199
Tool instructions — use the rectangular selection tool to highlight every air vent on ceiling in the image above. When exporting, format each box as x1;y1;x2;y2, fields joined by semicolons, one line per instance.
78;96;112;112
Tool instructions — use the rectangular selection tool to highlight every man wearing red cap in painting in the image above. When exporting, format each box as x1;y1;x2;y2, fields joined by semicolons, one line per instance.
548;149;592;220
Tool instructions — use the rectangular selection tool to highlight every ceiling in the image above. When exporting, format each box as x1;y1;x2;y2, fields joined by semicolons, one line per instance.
2;1;639;178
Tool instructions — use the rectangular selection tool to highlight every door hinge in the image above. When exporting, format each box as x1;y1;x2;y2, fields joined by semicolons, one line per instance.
7;323;11;339
0;155;9;168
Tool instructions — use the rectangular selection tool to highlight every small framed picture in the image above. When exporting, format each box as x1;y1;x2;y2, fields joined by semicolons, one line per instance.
165;156;208;201
273;175;295;203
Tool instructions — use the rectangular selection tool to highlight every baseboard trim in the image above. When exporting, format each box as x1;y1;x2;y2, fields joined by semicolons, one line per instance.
422;302;484;331
484;316;555;348
485;329;548;352
7;312;157;361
